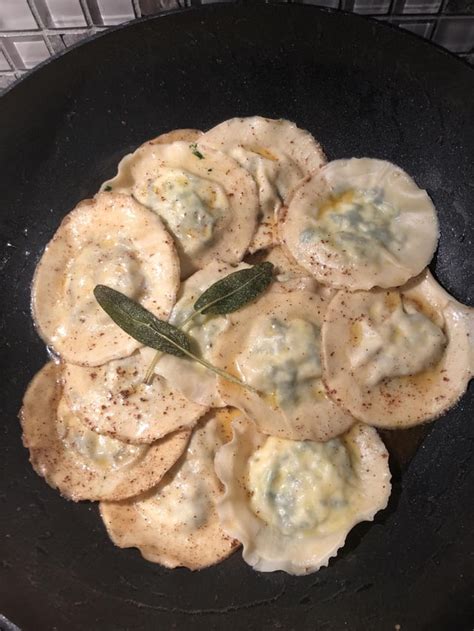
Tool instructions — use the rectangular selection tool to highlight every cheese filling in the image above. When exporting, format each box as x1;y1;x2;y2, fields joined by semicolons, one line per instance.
300;188;404;263
61;241;144;333
142;417;223;533
56;398;146;470
148;458;212;534
236;317;322;406
350;294;447;386
134;168;227;256
248;437;358;536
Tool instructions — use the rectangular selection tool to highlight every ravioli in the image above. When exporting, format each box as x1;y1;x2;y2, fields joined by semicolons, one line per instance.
214;286;355;441
20;363;190;501
32;192;179;366
215;418;391;575
100;139;259;277
204;116;326;252
63;349;207;444
100;409;239;570
146;260;250;407
21;116;473;578
321;270;473;427
280;158;439;289
101;128;203;193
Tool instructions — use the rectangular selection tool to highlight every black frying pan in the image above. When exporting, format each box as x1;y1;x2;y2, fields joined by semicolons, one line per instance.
0;4;473;630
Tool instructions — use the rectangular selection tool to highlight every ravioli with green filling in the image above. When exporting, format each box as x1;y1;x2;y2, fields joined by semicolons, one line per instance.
204;116;326;252
213;285;355;441
280;158;439;289
215;417;391;575
100;139;259;278
322;270;474;427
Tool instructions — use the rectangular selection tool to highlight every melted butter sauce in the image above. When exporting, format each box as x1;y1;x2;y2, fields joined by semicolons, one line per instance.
318;189;358;219
350;293;446;386
249;146;279;162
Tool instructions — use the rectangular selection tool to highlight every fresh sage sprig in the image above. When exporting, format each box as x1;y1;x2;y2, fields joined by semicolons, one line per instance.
180;261;274;328
94;285;257;392
144;262;274;383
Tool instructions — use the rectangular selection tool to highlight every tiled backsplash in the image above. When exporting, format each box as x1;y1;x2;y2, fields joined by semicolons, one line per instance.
0;0;473;92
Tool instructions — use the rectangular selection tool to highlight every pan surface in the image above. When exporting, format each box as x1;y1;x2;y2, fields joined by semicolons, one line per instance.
0;4;473;630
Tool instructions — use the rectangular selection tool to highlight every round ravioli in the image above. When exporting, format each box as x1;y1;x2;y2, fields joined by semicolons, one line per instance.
322;270;473;428
204;116;326;252
148;260;250;407
101;128;203;193
63;349;207;444
280;158;439;290
100;139;259;278
100;408;240;570
213;286;355;441
32;192;179;366
215;418;391;575
20;362;190;501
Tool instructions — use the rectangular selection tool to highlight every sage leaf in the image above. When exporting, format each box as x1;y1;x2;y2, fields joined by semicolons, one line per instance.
94;285;191;357
144;262;273;383
193;261;274;317
94;285;256;392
